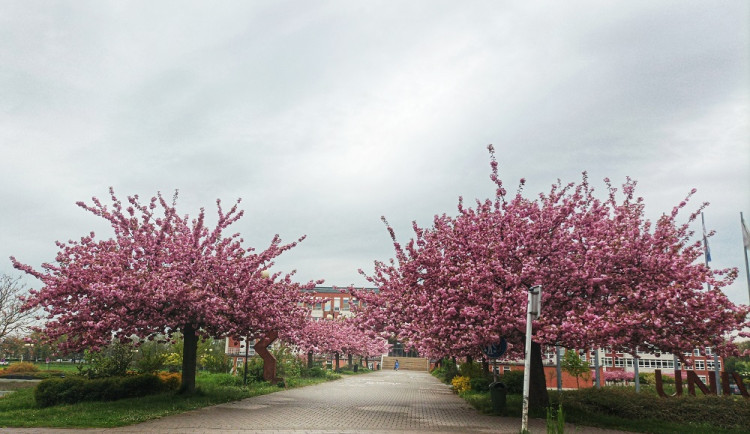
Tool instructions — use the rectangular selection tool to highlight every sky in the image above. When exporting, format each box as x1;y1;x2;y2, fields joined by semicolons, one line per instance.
1;1;749;306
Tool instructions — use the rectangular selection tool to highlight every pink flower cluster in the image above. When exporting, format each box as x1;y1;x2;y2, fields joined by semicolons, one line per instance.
356;148;749;362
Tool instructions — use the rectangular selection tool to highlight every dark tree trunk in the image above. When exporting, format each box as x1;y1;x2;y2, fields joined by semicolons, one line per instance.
335;352;340;370
308;351;313;369
347;353;353;368
179;324;198;394
529;341;549;411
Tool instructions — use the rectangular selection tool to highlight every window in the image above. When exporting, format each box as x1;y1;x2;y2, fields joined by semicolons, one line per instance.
343;298;350;311
503;366;511;372
614;358;624;367
695;360;705;370
693;348;701;356
705;347;712;356
334;298;341;311
604;357;613;367
707;360;721;370
324;300;332;311
314;302;322;311
626;358;634;367
698;375;707;383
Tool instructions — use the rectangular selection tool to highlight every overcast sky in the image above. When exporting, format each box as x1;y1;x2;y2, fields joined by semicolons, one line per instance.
1;1;748;305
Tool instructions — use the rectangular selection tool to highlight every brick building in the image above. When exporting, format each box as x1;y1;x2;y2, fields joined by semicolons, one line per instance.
492;346;725;389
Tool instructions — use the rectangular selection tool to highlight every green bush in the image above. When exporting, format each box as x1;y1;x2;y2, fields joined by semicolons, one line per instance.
458;361;483;379
78;341;134;379
432;358;459;384
469;375;492;392
200;373;244;387
501;370;524;394
34;374;176;407
555;387;750;430
303;367;327;378
134;340;169;374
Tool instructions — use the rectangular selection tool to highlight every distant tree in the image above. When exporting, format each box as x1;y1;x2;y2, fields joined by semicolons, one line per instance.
12;189;318;393
560;349;590;389
0;273;37;341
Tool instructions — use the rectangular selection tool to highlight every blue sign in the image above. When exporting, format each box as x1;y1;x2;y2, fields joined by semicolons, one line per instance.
483;338;507;358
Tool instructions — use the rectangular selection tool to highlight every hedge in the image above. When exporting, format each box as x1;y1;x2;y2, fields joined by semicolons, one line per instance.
556;387;750;430
35;374;179;407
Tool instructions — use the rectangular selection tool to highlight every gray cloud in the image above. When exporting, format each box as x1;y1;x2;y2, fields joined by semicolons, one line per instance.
1;0;748;304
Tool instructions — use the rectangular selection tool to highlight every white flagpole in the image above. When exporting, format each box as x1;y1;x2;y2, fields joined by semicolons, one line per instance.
741;212;750;304
702;212;711;291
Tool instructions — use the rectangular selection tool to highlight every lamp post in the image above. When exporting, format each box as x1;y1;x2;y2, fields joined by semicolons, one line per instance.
521;285;542;433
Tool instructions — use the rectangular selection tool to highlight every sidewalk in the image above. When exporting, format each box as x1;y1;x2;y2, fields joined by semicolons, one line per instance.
4;370;635;434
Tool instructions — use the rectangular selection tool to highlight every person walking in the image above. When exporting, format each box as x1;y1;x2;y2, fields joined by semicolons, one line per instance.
394;359;400;370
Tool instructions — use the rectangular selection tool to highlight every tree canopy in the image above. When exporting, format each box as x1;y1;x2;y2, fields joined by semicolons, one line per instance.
12;189;318;393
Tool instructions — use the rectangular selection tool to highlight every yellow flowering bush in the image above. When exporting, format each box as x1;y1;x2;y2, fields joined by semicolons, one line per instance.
451;375;471;394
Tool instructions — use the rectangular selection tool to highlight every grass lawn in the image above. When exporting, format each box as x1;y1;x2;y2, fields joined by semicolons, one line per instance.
0;371;343;428
459;386;750;434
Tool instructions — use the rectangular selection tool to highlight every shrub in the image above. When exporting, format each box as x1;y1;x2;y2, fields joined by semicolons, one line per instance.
201;350;232;374
458;361;483;379
501;370;524;394
432;358;459;384
34;373;173;407
3;362;39;374
78;341;134;379
469;375;492;392
157;372;182;390
134;340;169;374
452;375;471;394
303;367;326;378
555;387;750;430
200;373;243;387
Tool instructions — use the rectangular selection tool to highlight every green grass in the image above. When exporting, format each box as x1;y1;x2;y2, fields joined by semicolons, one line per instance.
458;387;750;434
0;372;342;428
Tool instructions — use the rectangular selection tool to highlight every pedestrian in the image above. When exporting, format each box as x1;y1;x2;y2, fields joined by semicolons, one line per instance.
394;359;399;370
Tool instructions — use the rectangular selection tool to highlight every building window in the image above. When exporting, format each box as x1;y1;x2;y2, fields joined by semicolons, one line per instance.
334;298;341;311
706;360;721;370
705;347;712;356
604;357;613;367
695;360;705;370
693;348;701;356
626;358;634;367
343;298;350;311
503;366;511;372
314;302;322;310
614;358;623;367
698;375;707;383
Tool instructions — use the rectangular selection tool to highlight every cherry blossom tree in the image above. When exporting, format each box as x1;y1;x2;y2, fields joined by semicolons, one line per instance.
357;145;749;409
11;189;317;393
284;316;389;369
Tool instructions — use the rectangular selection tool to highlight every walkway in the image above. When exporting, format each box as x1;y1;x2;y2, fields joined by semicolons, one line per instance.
6;370;632;434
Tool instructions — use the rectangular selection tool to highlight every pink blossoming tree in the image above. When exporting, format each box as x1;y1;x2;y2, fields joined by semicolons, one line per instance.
356;145;749;409
12;189;318;393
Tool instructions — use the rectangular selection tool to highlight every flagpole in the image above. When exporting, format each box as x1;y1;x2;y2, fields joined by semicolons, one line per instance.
741;212;750;304
702;212;711;291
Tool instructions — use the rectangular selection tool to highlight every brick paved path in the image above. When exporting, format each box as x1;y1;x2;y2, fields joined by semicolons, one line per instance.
6;370;632;434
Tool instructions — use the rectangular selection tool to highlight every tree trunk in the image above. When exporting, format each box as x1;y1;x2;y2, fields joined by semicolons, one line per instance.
347;353;353;368
482;357;490;374
308;351;313;369
179;324;198;394
529;341;549;411
335;352;340;371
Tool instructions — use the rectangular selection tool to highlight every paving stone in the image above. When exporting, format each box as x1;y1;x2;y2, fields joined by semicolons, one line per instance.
3;370;634;433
